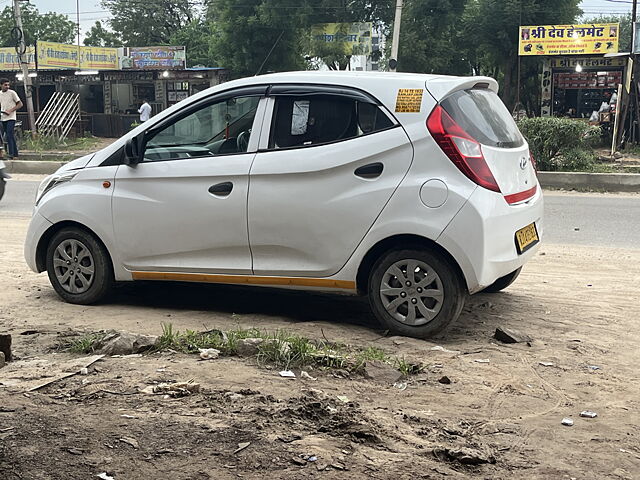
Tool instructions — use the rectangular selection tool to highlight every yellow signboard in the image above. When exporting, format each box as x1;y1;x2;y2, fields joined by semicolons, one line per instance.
311;23;372;55
519;24;619;56
0;47;36;71
81;46;119;70
395;89;423;113
37;41;119;70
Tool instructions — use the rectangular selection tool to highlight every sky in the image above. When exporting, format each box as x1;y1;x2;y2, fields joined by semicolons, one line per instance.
10;0;637;38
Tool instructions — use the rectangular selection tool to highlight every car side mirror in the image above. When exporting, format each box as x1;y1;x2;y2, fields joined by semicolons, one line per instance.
124;134;145;166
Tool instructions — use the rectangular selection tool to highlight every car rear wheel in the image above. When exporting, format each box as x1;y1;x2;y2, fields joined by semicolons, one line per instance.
482;267;522;293
46;228;113;304
368;249;466;339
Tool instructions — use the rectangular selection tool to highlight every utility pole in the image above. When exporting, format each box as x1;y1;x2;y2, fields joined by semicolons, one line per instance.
389;0;403;72
13;0;36;134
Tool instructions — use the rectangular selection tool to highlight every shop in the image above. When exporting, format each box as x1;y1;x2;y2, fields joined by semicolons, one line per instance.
545;56;627;118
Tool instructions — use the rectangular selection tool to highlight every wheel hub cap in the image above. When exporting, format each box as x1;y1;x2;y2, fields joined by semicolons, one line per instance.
53;239;95;294
379;259;444;326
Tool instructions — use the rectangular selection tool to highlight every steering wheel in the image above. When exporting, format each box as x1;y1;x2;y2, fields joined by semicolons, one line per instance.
237;130;250;152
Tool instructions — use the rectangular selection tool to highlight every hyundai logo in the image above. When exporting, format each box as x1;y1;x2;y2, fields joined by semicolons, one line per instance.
519;157;528;170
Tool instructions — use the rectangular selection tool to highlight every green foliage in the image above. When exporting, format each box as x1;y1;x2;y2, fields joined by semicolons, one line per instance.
518;117;600;171
0;4;75;46
69;333;107;354
84;21;122;47
101;0;198;46
169;20;214;67
22;134;102;153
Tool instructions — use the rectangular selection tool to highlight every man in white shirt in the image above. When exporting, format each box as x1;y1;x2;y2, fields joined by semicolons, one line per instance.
138;98;152;123
0;78;23;159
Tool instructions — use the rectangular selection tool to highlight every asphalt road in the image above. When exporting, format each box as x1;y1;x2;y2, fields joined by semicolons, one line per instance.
2;179;640;248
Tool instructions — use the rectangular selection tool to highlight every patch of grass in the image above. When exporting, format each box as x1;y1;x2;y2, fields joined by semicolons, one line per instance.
68;333;107;354
153;323;421;377
20;132;102;153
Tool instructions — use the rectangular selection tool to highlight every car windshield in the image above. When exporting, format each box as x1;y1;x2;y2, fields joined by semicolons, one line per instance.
441;89;524;149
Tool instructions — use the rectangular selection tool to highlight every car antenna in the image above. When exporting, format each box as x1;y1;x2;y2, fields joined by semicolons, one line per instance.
255;30;285;76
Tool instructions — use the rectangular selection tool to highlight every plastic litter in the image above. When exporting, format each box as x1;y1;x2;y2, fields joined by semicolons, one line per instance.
234;442;251;454
474;359;490;364
279;370;296;378
336;395;350;403
300;371;316;381
79;367;89;375
97;474;114;480
561;418;574;426
580;411;598;418
539;361;554;367
431;346;460;355
199;348;220;360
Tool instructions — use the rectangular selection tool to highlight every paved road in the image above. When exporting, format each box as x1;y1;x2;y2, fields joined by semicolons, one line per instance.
2;179;640;248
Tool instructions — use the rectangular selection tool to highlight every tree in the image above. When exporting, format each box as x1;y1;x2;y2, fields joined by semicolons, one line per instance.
84;21;122;47
0;4;75;47
101;0;200;46
169;20;213;67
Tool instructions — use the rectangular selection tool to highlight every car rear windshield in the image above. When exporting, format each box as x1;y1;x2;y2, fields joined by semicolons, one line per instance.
441;88;524;149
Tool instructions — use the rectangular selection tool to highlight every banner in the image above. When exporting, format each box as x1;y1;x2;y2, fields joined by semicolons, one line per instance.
121;46;186;70
311;23;372;55
519;24;619;56
37;41;81;69
37;41;119;70
550;56;626;68
0;47;36;70
80;45;119;70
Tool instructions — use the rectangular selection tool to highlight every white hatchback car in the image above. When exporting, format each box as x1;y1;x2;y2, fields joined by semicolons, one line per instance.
25;72;542;338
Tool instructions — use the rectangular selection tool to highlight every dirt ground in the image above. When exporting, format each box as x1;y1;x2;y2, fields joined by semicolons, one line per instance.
1;211;639;480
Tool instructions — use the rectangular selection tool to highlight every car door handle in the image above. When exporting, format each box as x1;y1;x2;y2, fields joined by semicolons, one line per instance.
354;162;384;179
208;182;233;197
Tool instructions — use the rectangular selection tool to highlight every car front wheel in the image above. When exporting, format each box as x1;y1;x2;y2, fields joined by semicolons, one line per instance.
368;249;466;339
46;228;113;304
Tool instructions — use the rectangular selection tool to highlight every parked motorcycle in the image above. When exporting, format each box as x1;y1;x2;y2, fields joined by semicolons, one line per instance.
0;160;10;201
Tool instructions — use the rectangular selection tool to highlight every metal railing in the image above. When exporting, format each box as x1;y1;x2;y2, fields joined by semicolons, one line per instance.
35;92;81;140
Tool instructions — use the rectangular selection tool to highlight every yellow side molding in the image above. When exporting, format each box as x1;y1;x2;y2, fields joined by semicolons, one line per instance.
131;271;356;290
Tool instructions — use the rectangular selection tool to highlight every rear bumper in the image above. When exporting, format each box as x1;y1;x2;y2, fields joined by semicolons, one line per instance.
24;212;53;273
437;183;543;293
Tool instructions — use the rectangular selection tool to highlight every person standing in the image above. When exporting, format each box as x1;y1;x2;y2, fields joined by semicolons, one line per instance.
138;98;152;123
0;78;23;159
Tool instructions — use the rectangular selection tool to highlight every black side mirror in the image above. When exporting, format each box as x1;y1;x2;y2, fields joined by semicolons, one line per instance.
123;134;145;166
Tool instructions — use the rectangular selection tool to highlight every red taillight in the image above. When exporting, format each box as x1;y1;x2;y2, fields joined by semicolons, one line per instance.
426;105;500;193
529;151;538;173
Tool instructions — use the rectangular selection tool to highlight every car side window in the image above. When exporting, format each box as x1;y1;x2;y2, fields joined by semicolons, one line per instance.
269;95;394;149
144;95;260;162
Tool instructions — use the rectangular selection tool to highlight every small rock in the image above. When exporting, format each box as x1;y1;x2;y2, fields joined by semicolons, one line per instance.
80;367;89;375
474;359;490;364
613;151;623;159
95;332;158;356
199;348;220;360
291;457;307;466
300;371;316;381
433;446;495;465
494;326;532;344
539;361;554;367
236;338;264;357
580;411;598;418
0;351;5;369
561;418;574;426
0;334;11;362
438;376;451;385
119;437;139;449
363;360;403;384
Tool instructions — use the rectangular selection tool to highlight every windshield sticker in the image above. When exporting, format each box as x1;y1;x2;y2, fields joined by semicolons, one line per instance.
395;89;423;113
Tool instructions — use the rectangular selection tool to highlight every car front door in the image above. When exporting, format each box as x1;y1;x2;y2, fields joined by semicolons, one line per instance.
248;86;414;277
112;90;267;275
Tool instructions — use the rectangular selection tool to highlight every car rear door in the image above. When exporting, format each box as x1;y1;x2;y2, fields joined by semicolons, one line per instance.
247;85;413;277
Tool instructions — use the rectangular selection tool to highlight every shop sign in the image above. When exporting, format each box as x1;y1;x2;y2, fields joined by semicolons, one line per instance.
519;24;619;56
0;47;36;70
103;71;155;81
311;23;372;55
121;46;186;70
37;41;119;70
81;46;118;70
550;56;626;68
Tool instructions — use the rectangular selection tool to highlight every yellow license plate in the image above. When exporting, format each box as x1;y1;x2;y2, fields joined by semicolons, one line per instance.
515;222;539;254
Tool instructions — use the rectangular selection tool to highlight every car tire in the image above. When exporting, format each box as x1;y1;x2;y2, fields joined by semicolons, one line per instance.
46;228;113;304
368;248;466;339
482;267;522;293
0;178;5;201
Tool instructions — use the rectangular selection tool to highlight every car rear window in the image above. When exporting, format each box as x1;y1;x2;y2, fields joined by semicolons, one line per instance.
441;89;524;148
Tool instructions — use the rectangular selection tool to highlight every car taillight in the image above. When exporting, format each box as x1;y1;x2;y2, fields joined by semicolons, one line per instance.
529;151;538;173
426;105;500;193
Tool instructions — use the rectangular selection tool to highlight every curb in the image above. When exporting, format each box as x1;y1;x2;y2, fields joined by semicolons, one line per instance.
537;171;640;192
4;160;640;192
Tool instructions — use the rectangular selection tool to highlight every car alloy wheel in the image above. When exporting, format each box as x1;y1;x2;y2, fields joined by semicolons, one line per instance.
52;239;96;294
379;259;444;326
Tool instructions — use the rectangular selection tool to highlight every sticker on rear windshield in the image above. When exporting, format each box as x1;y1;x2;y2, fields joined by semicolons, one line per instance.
395;89;423;113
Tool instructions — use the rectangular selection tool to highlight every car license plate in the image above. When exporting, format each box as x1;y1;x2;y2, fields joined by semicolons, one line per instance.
515;222;539;254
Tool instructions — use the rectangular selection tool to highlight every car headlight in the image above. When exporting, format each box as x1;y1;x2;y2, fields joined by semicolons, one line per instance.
35;172;77;206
